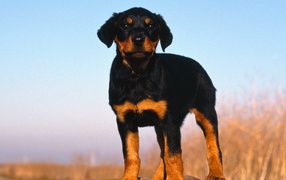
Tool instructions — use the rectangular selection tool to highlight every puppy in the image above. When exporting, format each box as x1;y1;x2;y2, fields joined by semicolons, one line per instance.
98;7;225;180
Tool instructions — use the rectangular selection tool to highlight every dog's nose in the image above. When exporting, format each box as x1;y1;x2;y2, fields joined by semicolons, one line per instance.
132;34;145;46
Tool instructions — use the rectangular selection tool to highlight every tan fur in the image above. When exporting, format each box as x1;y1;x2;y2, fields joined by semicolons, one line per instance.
115;33;159;71
113;99;167;123
113;101;137;123
145;18;151;25
122;131;140;180
137;99;167;120
143;37;159;55
114;35;133;58
163;134;184;180
191;109;225;179
150;158;165;180
126;17;133;24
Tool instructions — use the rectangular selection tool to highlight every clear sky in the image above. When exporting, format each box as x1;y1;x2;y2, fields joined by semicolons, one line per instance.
0;1;285;163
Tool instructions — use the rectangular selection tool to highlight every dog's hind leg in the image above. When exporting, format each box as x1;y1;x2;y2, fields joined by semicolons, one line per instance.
151;123;184;180
191;108;225;180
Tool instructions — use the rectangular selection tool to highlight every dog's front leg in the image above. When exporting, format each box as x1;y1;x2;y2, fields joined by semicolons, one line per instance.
117;119;140;180
150;126;166;180
163;123;184;180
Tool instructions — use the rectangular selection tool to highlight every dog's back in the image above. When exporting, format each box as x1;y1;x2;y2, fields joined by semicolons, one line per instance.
156;53;216;114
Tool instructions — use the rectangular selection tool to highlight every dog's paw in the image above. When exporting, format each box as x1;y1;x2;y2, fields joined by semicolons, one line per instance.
149;176;164;180
205;176;226;180
121;178;137;180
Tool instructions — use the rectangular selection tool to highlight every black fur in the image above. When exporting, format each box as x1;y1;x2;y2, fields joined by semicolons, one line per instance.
98;7;225;180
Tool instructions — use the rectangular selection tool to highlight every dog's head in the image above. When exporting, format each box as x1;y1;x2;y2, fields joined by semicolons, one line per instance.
98;7;172;71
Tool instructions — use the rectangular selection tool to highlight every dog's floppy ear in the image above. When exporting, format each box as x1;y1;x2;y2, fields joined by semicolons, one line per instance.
97;13;118;48
156;14;173;52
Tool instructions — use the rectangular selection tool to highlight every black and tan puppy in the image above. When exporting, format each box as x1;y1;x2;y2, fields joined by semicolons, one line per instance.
98;7;225;180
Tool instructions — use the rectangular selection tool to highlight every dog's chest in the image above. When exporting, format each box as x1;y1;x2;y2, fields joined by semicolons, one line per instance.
110;69;167;125
113;98;167;125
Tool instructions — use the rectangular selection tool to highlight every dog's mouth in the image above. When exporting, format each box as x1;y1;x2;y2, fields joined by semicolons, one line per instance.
123;51;153;73
125;51;153;59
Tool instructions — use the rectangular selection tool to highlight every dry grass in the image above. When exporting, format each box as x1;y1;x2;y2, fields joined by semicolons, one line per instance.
0;163;124;179
220;88;286;180
179;87;286;180
0;163;154;180
0;87;285;180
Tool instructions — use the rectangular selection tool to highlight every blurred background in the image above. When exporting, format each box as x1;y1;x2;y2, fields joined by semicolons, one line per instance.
0;1;285;179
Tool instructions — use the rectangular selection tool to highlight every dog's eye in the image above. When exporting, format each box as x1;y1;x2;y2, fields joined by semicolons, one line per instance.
122;23;131;29
147;24;154;29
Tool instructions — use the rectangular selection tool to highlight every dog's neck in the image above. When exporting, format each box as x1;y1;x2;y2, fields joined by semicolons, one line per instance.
123;58;151;74
120;57;152;74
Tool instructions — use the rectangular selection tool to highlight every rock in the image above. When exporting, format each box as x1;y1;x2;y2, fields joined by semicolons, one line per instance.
138;176;200;180
92;175;200;180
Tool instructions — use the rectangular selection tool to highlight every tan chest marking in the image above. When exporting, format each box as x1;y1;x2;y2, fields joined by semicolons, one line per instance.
113;99;167;123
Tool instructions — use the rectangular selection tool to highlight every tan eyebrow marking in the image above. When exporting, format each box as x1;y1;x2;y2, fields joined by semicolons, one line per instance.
145;18;151;24
126;17;133;24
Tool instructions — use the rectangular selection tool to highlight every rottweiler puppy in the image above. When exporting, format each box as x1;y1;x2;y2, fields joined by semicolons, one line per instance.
98;7;225;180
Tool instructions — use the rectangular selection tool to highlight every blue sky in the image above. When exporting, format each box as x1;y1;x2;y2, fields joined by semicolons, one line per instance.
0;1;285;163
